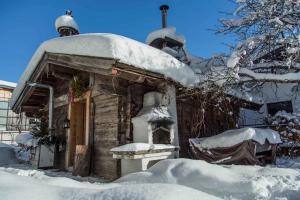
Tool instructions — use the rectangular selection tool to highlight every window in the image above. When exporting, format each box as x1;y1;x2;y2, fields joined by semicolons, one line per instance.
0;100;8;130
267;101;293;116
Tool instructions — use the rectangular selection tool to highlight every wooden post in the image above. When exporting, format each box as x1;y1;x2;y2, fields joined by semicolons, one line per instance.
72;145;90;176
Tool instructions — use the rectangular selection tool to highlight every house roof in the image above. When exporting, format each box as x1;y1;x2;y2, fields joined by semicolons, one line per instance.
11;33;264;111
11;33;199;109
0;80;16;89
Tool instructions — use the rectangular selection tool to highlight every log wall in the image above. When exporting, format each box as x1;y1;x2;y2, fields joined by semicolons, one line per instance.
90;74;153;180
177;100;240;158
92;92;121;179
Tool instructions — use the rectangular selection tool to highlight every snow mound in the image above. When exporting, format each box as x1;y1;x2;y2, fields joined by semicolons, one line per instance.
1;158;300;199
190;127;282;150
15;132;38;147
117;158;300;199
92;183;221;200
135;105;172;122
146;27;186;45
11;33;199;108
0;142;18;165
55;14;79;31
0;167;219;200
111;143;175;152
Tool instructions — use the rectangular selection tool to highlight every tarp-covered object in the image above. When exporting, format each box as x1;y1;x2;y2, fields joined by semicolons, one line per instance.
190;140;260;165
189;128;282;165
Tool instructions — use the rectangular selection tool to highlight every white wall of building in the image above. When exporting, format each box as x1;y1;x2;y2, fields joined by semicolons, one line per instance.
239;83;300;126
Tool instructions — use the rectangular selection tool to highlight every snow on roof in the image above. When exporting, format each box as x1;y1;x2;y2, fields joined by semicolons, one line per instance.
110;143;176;153
226;87;264;105
55;14;79;31
11;33;199;108
189;127;282;149
0;80;16;89
146;27;186;45
133;106;173;123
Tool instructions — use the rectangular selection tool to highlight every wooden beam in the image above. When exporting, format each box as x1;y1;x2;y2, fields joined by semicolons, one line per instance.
47;53;114;75
51;70;73;80
116;62;165;80
112;67;163;86
31;92;48;97
21;105;41;110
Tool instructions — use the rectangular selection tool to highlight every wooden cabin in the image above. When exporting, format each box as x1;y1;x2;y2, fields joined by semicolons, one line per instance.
10;36;261;179
10;12;262;179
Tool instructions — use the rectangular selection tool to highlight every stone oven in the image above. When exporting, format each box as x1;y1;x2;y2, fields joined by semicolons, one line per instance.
132;92;175;145
111;91;178;176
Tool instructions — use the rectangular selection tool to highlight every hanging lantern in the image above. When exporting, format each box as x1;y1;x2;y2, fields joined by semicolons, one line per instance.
63;117;70;129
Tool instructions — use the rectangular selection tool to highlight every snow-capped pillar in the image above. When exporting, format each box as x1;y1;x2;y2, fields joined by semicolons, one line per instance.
162;84;179;157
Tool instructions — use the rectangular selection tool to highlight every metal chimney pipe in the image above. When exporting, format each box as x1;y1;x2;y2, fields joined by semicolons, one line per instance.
160;4;169;28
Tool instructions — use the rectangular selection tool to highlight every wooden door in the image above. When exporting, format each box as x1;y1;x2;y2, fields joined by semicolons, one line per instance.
68;101;86;167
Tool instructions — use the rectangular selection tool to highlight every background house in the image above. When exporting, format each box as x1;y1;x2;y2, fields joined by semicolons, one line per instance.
0;80;30;144
239;83;300;127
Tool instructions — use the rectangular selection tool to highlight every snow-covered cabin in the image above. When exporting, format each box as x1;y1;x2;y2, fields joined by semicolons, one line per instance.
10;9;261;179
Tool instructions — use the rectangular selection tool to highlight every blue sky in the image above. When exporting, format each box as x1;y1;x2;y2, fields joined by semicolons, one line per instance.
0;0;236;82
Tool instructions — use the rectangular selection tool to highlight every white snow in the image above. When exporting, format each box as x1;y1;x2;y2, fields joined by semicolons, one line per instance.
15;132;38;147
0;142;18;165
274;110;299;121
118;158;300;200
239;67;300;83
11;33;199;108
0;80;16;88
55;14;79;31
0;154;300;200
190;127;282;150
0;163;219;200
135;105;172;122
146;27;186;46
110;143;176;152
226;87;264;105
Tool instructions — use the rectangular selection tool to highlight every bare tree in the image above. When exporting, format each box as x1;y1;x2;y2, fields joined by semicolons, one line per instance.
218;0;300;83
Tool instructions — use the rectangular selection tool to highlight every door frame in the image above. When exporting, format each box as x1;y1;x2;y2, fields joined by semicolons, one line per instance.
65;90;91;170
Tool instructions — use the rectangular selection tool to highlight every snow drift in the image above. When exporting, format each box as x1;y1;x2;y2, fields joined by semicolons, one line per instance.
0;158;300;199
190;127;282;150
117;158;300;200
15;132;38;147
0;143;18;165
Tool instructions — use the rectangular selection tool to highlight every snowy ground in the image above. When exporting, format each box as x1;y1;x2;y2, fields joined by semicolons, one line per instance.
1;143;300;200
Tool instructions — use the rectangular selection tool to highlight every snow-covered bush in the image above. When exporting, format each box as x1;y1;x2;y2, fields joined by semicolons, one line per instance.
265;110;300;156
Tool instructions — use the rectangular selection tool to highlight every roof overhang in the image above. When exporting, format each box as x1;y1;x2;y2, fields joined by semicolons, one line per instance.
11;33;197;113
11;52;178;113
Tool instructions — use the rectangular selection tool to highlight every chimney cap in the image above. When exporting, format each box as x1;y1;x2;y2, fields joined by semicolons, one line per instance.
160;4;169;11
66;9;72;16
55;10;79;36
